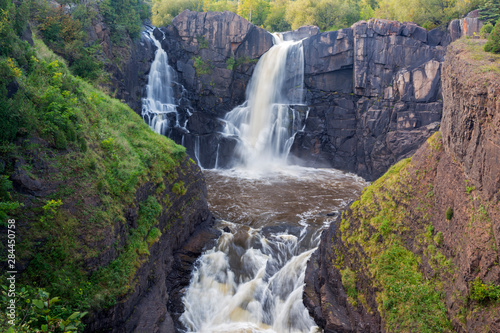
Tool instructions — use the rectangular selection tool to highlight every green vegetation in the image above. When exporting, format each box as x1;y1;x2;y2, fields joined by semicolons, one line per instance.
100;0;150;44
193;56;212;75
153;0;490;31
226;57;236;70
0;286;86;333
340;267;358;306
172;181;187;195
446;207;453;220
485;18;500;53
31;0;106;82
0;3;188;331
470;277;500;303
479;0;500;24
338;133;453;332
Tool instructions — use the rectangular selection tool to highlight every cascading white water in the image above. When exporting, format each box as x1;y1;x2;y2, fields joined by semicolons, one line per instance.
181;227;318;333
180;168;368;333
223;34;305;169
142;31;179;135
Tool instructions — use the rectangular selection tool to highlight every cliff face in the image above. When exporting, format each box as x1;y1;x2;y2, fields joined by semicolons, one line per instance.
149;10;274;168
292;20;446;180
150;11;481;180
83;157;217;333
0;30;216;332
304;39;500;332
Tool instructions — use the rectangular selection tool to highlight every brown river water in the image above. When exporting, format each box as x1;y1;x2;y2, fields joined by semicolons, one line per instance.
180;166;367;333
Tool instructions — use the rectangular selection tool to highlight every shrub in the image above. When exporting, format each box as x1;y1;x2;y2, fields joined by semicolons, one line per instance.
172;181;186;195
480;22;494;38
226;57;236;70
445;207;453;220
470;277;500;303
485;19;500;54
434;231;444;245
0;286;86;333
193;56;211;76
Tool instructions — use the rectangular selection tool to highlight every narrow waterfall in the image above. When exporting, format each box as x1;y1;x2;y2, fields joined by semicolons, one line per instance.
223;34;305;169
142;31;180;136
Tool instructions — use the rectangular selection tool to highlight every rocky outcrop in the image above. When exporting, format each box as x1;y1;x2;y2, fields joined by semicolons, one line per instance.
441;40;500;202
292;19;447;180
144;10;488;180
149;12;483;179
304;38;500;333
84;157;218;333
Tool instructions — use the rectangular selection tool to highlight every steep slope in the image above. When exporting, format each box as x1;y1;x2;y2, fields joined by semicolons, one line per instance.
0;20;215;333
304;38;500;332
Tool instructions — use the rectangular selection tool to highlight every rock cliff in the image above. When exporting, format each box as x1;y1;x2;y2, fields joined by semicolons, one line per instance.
149;11;482;179
0;28;217;331
84;157;218;333
303;38;500;332
147;10;274;169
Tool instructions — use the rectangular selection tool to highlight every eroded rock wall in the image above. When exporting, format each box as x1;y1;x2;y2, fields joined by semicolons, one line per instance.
292;19;447;180
84;157;217;333
303;38;500;333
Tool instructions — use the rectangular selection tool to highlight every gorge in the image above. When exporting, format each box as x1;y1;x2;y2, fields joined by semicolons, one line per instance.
128;7;498;333
1;2;498;332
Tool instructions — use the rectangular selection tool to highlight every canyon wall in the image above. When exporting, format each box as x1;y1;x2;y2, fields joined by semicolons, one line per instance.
303;38;500;332
142;10;482;180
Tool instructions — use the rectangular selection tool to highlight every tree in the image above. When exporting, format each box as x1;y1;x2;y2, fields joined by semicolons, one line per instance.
479;0;500;24
484;18;500;53
264;0;291;32
152;0;200;26
237;0;270;26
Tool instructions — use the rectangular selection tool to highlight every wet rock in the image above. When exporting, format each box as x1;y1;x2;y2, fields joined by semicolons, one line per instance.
166;225;221;331
186;112;224;135
261;224;303;238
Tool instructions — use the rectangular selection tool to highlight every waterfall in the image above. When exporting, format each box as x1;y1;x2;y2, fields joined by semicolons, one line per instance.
142;30;182;136
223;34;305;169
180;223;320;333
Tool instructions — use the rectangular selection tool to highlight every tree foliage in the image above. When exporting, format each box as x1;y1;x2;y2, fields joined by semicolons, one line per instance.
152;0;489;32
485;18;500;53
479;0;500;24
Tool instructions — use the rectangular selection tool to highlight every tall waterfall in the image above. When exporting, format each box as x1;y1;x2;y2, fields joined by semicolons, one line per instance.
223;34;305;169
142;31;180;135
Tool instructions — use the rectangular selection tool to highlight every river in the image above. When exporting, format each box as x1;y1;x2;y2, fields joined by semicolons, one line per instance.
180;166;367;332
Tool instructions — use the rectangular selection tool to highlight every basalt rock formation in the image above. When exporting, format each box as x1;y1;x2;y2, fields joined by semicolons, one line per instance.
291;19;454;179
146;10;482;180
303;38;499;333
84;159;218;333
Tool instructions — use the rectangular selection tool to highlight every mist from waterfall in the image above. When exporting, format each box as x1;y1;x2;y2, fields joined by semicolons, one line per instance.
223;34;305;170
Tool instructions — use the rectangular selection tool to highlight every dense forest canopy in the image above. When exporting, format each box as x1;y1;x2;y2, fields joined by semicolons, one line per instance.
152;0;498;31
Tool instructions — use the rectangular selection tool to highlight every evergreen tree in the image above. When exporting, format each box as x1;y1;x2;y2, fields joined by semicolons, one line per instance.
485;18;500;53
479;0;500;24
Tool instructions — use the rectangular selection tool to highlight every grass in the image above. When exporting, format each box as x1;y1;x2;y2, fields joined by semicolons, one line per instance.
454;39;500;75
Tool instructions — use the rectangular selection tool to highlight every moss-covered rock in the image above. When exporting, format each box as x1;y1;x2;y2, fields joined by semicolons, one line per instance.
0;22;214;333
